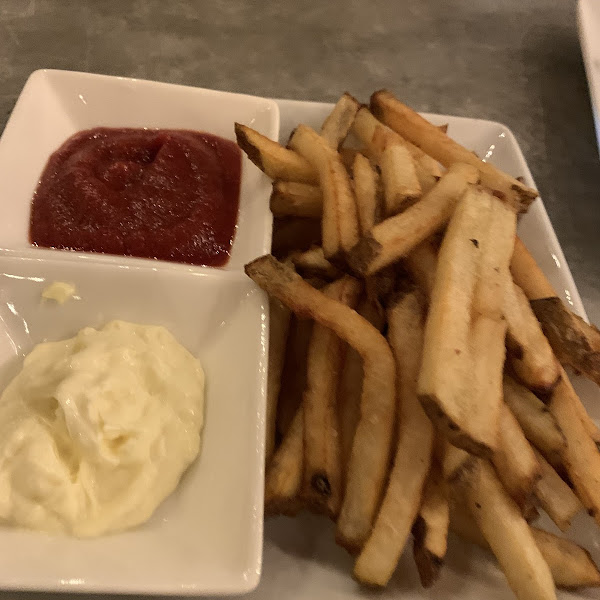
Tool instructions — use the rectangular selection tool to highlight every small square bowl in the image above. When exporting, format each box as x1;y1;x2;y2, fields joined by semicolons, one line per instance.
0;71;279;595
0;69;279;271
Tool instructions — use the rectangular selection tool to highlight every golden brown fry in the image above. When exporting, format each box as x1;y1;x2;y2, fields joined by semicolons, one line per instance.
288;246;341;281
404;238;438;301
302;278;360;516
550;368;600;526
266;298;291;463
276;316;313;437
370;90;538;211
531;297;600;387
412;461;449;588
533;448;582;531
492;404;541;510
450;497;600;589
352;152;381;235
354;289;433;585
505;282;561;394
320;92;361;149
270;181;323;218
288;125;360;261
347;163;479;277
235;123;317;184
379;142;421;215
338;297;385;472
272;216;321;257
502;375;566;465
531;527;600;589
418;187;501;457
467;461;556;600
265;405;304;516
442;441;476;483
351;106;441;192
510;236;556;300
244;255;396;551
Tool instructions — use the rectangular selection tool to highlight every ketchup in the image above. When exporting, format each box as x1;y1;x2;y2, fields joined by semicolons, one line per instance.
29;127;242;267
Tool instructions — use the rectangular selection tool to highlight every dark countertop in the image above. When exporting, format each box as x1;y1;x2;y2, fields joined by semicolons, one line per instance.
0;0;598;323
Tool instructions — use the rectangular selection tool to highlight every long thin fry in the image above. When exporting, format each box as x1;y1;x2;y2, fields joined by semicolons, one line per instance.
266;298;291;463
320;92;360;149
347;163;479;277
245;255;396;550
270;181;323;218
352;152;380;235
510;236;556;300
354;289;433;585
302;278;360;516
235;123;317;183
379;142;421;215
370;90;538;211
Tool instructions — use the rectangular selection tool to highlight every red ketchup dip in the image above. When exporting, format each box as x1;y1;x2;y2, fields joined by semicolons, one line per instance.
30;127;242;267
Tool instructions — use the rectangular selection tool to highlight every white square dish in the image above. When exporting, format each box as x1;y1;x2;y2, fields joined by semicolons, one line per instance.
232;98;600;600
0;69;280;271
0;249;267;595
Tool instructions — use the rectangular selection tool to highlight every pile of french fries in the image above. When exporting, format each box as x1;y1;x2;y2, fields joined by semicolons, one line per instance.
236;90;600;600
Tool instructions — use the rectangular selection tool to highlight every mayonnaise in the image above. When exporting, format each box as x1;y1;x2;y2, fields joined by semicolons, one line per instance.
0;321;204;537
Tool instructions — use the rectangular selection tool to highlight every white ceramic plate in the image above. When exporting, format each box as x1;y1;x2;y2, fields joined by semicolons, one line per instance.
233;99;600;600
0;71;281;595
578;0;600;154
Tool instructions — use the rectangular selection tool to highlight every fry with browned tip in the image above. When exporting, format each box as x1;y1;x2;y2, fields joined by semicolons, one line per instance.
320;92;361;149
244;255;396;551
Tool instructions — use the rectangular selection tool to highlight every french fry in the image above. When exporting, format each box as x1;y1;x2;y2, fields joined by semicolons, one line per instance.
276;316;313;437
351;106;441;192
235;123;317;184
379;141;421;215
339;147;364;170
450;498;600;589
320;92;361;149
504;281;561;394
270;181;323;218
531;297;600;387
404;238;438;301
266;298;292;463
354;289;434;585
288;125;360;261
272;216;321;256
352;152;381;235
533;448;582;531
288;246;341;281
492;404;541;510
502;375;566;466
370;90;538;211
347;163;479;277
418;187;500;456
412;461;449;588
510;236;556;300
265;405;304;516
302;277;360;516
466;461;556;600
244;255;396;551
338;297;385;472
550;368;600;526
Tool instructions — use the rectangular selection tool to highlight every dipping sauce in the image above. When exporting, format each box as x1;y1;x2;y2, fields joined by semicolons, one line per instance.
30;128;242;267
0;321;205;537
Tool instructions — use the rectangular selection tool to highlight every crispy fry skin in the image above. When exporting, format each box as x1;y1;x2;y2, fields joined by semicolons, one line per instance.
352;152;381;235
302;278;360;517
288;125;360;261
347;163;479;277
266;298;291;463
235;123;317;183
370;90;538;211
244;255;396;551
320;92;361;149
412;461;449;588
502;375;566;467
533;448;582;532
270;181;323;218
492;404;541;510
466;461;556;600
354;289;433;585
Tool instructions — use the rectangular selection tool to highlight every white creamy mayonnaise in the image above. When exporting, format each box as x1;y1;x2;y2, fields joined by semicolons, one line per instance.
0;320;204;537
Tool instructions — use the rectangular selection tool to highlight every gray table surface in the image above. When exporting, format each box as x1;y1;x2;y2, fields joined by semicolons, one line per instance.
0;0;598;596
